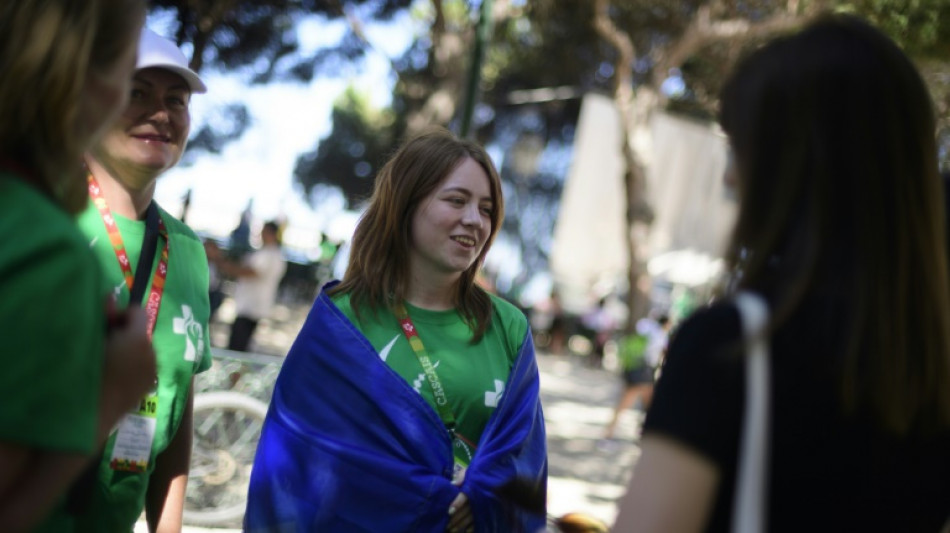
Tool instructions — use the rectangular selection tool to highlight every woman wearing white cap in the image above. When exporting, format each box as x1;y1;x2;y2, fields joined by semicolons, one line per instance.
75;28;212;533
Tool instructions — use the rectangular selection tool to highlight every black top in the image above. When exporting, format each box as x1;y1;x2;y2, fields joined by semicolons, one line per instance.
643;301;950;532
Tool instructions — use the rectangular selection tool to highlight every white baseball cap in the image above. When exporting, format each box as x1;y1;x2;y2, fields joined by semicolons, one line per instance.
137;28;207;94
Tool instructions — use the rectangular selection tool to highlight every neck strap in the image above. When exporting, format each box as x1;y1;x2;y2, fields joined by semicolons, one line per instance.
88;174;169;339
393;302;457;430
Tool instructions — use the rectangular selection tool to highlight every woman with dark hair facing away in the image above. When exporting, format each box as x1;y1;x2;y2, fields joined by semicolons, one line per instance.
245;127;547;532
0;1;155;531
614;14;950;532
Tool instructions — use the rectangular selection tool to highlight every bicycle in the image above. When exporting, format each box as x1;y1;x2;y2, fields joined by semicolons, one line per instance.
184;349;282;527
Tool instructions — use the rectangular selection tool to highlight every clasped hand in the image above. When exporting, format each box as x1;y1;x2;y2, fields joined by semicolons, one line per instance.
446;467;473;533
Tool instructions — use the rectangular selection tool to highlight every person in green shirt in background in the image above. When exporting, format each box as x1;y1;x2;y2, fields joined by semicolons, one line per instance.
76;27;212;533
602;314;671;441
0;1;155;531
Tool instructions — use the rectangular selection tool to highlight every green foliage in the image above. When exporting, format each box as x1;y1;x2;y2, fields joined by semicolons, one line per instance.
834;0;950;58
152;0;950;197
486;0;950;122
293;87;398;208
148;0;412;162
183;104;250;165
149;0;412;78
486;2;627;98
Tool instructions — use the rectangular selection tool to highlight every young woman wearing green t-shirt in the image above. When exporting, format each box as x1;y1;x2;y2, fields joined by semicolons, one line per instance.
246;127;547;533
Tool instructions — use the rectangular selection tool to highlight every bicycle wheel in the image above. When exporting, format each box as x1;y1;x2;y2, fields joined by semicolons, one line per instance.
184;391;268;527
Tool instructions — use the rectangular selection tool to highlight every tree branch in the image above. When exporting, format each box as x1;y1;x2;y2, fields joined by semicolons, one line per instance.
341;4;399;73
651;8;803;92
592;0;650;331
650;0;838;95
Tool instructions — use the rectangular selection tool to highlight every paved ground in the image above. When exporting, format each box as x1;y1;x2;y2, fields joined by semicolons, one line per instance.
540;353;642;526
141;299;645;531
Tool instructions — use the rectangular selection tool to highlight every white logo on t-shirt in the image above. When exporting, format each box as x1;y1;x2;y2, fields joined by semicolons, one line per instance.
172;304;204;362
379;335;399;362
485;379;505;407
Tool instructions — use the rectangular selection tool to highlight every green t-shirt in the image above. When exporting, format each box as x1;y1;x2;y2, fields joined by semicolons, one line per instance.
75;200;213;532
0;175;105;532
618;333;649;370
333;292;528;466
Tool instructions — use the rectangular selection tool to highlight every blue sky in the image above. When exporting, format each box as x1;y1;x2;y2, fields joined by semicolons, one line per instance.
148;12;416;257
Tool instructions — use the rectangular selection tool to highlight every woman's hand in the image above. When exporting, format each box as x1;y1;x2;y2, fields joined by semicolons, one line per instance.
102;306;157;422
446;492;473;533
446;467;473;533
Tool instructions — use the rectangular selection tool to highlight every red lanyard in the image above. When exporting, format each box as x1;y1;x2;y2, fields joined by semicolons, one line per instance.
394;303;457;430
88;175;169;339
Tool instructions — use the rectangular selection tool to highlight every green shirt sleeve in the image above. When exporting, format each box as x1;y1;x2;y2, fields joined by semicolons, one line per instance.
489;293;530;363
0;179;104;453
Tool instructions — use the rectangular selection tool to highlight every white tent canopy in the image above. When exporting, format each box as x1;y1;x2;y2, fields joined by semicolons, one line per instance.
551;94;736;310
647;248;726;287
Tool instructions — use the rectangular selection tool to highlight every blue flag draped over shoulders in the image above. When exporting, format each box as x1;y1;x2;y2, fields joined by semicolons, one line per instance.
245;287;547;532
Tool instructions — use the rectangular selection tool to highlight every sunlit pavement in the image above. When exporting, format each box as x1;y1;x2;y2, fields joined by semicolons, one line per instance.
139;300;646;531
539;352;642;527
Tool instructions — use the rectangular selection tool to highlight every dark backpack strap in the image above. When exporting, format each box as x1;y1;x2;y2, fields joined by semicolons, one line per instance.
129;202;161;305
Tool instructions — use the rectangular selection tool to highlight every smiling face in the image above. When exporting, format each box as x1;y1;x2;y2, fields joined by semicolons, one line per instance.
89;67;192;189
408;157;494;284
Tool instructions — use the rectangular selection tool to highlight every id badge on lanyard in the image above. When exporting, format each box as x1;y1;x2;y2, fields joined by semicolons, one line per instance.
109;393;158;472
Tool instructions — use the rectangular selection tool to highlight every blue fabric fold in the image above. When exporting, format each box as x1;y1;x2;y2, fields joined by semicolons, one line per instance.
245;287;547;532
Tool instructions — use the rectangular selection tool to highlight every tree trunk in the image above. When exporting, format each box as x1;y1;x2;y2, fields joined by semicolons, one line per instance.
399;0;469;134
591;1;819;331
593;0;648;333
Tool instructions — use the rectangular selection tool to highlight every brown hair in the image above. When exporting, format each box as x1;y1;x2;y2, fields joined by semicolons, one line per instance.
719;14;950;433
329;126;505;342
0;0;146;213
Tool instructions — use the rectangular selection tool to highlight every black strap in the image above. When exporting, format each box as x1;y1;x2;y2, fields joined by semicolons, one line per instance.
129;202;161;305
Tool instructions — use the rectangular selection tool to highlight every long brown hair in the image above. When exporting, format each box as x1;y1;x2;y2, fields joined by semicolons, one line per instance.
719;14;950;434
0;0;146;214
329;126;505;342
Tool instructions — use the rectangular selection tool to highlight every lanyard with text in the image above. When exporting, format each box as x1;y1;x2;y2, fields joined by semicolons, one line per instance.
88;175;169;340
89;175;168;473
394;304;475;478
394;303;457;431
